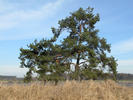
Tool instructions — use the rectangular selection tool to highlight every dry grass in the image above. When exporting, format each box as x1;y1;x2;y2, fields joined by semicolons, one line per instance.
0;80;133;100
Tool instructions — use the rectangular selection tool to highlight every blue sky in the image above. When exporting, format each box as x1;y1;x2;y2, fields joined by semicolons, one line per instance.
0;0;133;77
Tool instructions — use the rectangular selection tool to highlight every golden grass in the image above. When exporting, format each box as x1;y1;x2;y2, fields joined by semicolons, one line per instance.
0;80;133;100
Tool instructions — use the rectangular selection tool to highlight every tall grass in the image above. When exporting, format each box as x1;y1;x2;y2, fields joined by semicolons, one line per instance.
0;80;133;100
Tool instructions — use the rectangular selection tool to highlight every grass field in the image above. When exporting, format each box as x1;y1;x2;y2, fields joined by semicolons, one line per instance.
0;80;133;100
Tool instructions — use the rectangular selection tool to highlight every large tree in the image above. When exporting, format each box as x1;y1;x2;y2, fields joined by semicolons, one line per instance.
19;7;117;82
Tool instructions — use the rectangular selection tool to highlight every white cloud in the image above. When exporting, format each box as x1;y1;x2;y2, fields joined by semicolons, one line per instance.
0;0;14;13
0;0;64;30
111;38;133;55
0;31;46;40
0;65;28;77
117;59;133;74
118;59;133;67
109;38;133;74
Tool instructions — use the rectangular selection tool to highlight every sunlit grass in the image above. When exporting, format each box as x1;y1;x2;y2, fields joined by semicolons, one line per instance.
0;80;133;100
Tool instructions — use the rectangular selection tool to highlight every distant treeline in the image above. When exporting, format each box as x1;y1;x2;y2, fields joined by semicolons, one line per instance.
0;75;16;80
117;73;133;80
0;73;133;81
0;75;23;81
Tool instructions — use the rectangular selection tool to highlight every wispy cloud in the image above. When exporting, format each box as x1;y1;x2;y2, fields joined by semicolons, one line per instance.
117;59;133;73
118;59;133;67
0;0;64;30
111;38;133;55
0;0;14;13
111;38;133;73
0;65;28;77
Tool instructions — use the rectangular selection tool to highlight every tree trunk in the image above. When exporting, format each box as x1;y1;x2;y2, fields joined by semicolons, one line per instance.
76;53;80;71
75;53;80;80
75;23;82;80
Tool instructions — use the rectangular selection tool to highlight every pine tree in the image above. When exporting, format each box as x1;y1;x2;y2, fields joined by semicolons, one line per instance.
19;38;68;83
52;7;117;80
19;7;117;83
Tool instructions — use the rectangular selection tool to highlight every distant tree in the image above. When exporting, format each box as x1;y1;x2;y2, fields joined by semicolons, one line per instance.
19;7;117;83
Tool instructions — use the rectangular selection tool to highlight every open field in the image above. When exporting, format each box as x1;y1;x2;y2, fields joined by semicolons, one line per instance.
0;80;133;100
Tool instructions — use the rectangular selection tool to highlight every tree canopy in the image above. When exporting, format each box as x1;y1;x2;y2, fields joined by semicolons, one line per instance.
19;7;117;83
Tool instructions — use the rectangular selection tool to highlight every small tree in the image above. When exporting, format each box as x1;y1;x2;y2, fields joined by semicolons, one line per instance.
19;6;117;83
19;39;68;83
23;69;32;83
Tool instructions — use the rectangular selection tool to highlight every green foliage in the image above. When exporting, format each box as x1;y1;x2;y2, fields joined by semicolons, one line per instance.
19;7;117;83
23;69;32;83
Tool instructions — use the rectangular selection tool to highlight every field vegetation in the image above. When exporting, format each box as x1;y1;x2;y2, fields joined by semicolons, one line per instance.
0;80;133;100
